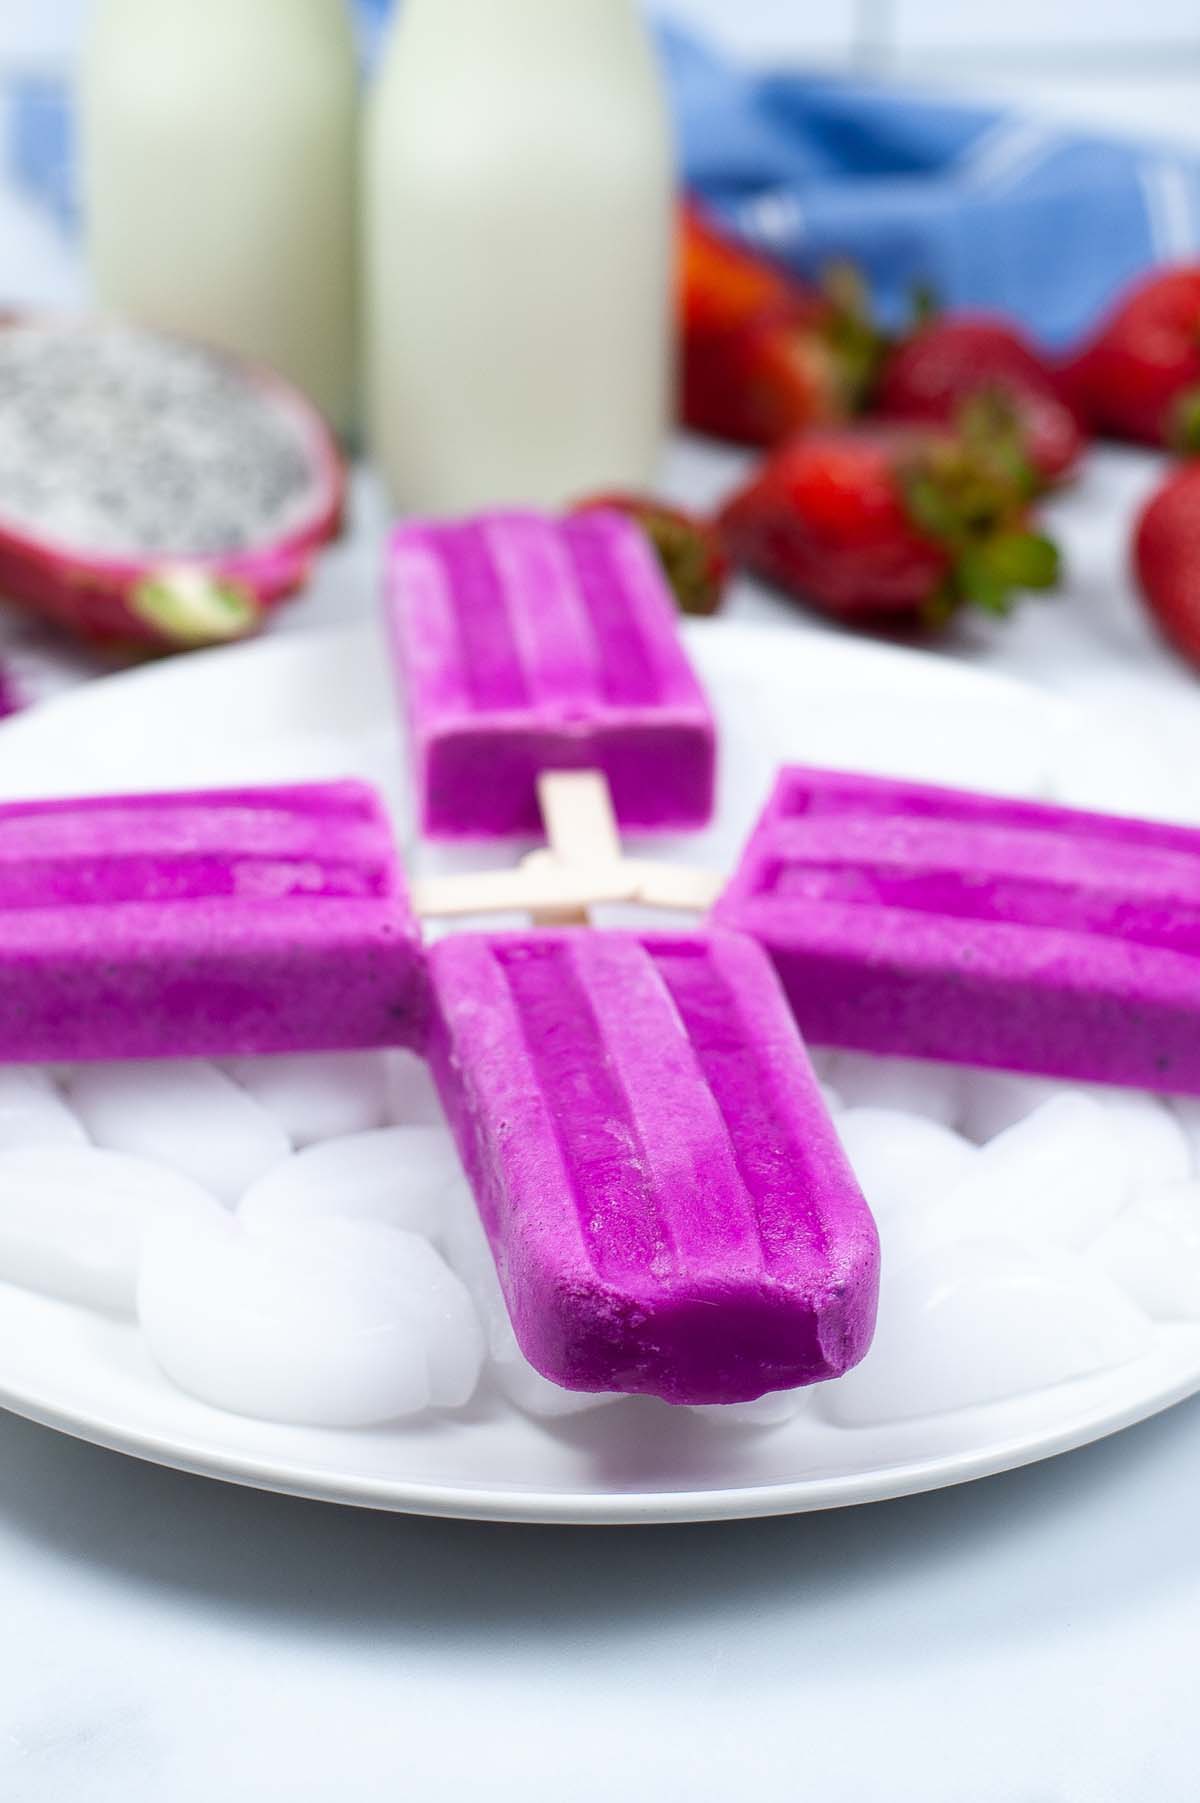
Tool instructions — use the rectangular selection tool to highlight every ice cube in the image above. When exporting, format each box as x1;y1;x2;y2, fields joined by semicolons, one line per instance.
0;1067;87;1148
239;1126;461;1242
439;1180;619;1418
1092;1091;1191;1189
921;1094;1131;1253
1168;1098;1200;1175
138;1212;483;1426
490;1333;623;1419
958;1070;1071;1143
372;1231;483;1407
385;1050;445;1126
824;1052;964;1127
67;1060;291;1204
439;1179;515;1360
1089;1181;1200;1321
688;1390;804;1428
0;1145;218;1312
819;1237;1151;1427
961;1072;1190;1184
228;1051;391;1147
2;1065;57;1090
834;1108;977;1220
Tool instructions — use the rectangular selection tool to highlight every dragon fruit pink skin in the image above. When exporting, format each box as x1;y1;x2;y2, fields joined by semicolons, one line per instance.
0;319;346;651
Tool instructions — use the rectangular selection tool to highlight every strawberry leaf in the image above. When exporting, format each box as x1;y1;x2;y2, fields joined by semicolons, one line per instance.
918;579;959;629
899;423;1061;620
820;261;888;410
908;282;941;331
903;472;962;542
957;390;1038;500
955;532;1060;614
956;548;1015;614
1169;386;1200;454
987;531;1060;591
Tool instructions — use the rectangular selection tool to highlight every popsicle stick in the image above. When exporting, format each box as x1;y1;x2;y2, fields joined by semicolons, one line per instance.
413;764;723;923
536;770;623;866
533;770;624;924
626;860;724;912
521;846;584;926
412;861;640;921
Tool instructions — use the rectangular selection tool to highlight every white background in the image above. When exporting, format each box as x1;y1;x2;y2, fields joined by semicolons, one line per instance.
5;0;1200;145
6;0;1199;62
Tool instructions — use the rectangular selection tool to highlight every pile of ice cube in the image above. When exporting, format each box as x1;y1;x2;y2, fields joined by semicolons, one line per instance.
0;1045;1196;1435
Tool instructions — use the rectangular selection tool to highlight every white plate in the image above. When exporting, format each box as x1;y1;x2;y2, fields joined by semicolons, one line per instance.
1;619;1198;1525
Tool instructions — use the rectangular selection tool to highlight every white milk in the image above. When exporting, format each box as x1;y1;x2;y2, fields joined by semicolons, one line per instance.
81;0;358;433
364;0;675;513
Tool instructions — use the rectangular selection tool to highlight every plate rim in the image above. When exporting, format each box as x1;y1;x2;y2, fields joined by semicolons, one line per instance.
0;619;1152;1527
4;1356;1197;1525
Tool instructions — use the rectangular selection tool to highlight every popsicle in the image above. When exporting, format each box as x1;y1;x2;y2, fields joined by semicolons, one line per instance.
386;508;717;838
426;927;879;1404
715;764;1200;1093
0;781;426;1062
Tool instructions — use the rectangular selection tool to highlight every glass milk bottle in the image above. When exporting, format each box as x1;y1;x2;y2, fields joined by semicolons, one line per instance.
81;0;358;433
364;0;675;513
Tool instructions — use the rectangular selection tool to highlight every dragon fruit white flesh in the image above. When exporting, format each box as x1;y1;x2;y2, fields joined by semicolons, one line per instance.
0;319;344;649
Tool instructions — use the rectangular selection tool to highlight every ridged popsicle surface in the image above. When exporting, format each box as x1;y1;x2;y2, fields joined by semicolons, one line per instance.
387;509;716;837
427;928;878;1403
0;781;425;1061
716;764;1200;1092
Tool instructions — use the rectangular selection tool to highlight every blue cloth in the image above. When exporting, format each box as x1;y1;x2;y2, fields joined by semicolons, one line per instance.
8;75;76;236
661;25;1200;349
11;13;1200;349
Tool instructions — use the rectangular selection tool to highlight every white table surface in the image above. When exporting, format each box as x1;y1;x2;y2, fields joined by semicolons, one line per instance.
3;466;1199;1803
4;107;1200;1803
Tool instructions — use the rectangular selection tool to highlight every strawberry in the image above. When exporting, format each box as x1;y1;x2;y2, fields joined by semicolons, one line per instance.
679;202;880;446
718;421;1059;628
680;199;802;341
1060;266;1200;447
877;311;1085;486
572;492;728;616
1133;462;1200;667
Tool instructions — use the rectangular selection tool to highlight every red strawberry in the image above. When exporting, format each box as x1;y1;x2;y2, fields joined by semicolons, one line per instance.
1133;462;1200;667
877;312;1085;485
718;421;1059;627
1060;266;1200;447
679;203;879;446
680;200;802;340
571;492;729;616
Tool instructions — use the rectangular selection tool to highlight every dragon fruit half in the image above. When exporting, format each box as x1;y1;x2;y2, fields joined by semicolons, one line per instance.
0;319;345;650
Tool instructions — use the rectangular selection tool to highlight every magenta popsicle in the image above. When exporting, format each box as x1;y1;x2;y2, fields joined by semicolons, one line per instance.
716;764;1200;1092
386;509;716;838
427;928;879;1404
0;781;425;1062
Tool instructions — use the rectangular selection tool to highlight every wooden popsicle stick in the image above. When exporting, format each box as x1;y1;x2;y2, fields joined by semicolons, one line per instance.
532;770;625;925
520;845;586;923
624;859;724;912
518;851;723;916
412;768;723;923
536;770;623;865
412;860;640;920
